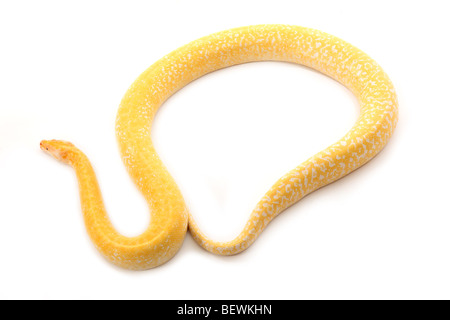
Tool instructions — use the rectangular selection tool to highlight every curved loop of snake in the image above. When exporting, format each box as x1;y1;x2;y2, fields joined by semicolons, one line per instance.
41;25;398;270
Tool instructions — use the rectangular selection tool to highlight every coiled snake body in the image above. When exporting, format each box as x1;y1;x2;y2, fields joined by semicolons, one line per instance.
41;25;398;270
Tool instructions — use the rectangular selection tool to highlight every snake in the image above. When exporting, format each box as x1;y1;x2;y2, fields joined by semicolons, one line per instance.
40;25;398;270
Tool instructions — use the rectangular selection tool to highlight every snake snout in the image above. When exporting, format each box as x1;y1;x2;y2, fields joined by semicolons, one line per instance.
40;140;75;164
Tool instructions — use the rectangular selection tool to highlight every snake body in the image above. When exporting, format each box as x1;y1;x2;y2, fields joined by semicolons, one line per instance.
41;25;398;270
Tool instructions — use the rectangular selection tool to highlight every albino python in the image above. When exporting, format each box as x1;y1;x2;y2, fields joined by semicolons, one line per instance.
41;25;398;270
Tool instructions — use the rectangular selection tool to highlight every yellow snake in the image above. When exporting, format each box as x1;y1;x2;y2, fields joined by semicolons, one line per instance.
41;25;398;270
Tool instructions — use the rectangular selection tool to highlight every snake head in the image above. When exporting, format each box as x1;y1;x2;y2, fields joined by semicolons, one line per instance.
40;140;76;164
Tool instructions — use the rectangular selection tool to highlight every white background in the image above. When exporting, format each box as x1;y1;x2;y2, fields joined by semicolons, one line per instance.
1;0;449;300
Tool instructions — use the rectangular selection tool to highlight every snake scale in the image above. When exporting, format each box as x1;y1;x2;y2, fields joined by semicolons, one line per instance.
41;25;398;270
